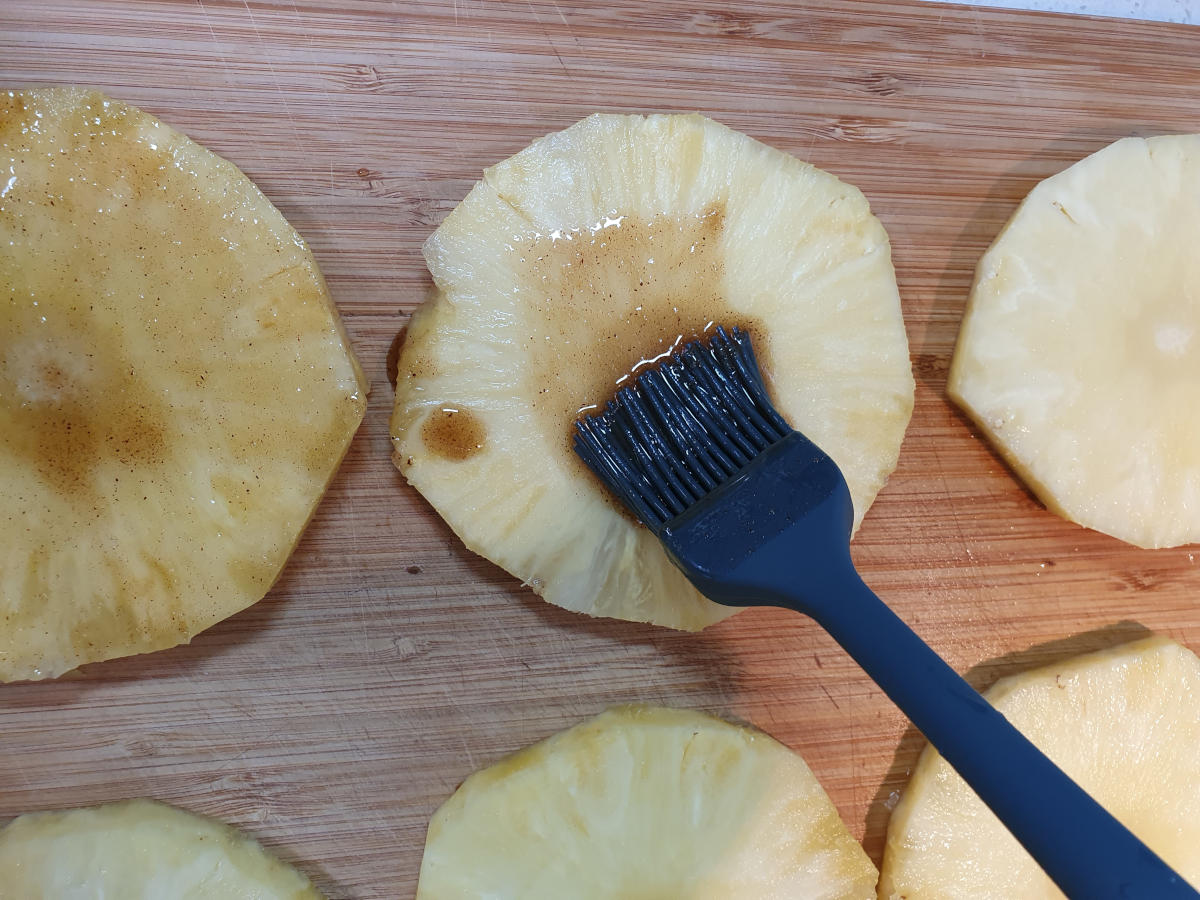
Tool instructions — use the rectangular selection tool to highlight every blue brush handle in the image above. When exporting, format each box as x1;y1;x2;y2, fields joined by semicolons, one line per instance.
812;565;1196;899
659;435;1195;897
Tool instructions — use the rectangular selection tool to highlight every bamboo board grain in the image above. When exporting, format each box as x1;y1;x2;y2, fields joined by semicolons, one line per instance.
2;1;1200;896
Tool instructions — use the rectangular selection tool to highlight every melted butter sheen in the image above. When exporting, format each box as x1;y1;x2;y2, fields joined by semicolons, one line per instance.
516;206;767;447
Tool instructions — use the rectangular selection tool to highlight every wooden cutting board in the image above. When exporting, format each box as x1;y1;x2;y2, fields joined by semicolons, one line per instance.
3;1;1199;895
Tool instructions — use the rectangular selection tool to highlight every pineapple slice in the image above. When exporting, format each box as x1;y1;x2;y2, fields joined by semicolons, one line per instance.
879;636;1200;899
0;88;367;680
0;798;321;898
392;114;913;629
417;705;878;899
949;135;1200;548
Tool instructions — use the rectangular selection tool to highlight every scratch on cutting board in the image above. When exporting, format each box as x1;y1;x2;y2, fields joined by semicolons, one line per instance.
240;0;310;174
931;439;975;568
3;752;37;792
337;725;407;845
195;0;233;87
972;8;988;59
525;0;572;79
217;737;270;774
819;681;842;711
458;733;478;771
285;0;347;140
433;682;479;771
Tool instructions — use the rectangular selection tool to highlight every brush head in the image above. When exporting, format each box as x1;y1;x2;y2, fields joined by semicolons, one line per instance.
574;326;792;532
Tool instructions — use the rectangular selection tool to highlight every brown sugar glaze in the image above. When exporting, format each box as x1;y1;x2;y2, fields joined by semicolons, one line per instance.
517;205;768;455
1;300;172;508
416;206;770;473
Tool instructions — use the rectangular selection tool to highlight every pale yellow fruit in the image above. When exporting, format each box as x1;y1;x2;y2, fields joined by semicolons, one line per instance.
949;135;1200;548
880;636;1200;899
0;88;366;680
392;113;913;630
0;798;321;899
417;705;878;899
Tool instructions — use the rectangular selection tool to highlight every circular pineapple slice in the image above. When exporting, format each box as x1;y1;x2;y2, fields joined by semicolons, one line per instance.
0;798;321;898
949;135;1200;548
880;636;1200;899
0;88;366;680
392;114;913;629
417;705;878;899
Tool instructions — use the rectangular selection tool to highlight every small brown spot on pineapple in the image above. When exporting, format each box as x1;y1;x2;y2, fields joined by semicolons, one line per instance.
386;325;407;389
421;408;486;462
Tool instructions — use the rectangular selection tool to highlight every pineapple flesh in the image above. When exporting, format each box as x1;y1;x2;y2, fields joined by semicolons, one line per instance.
880;636;1200;899
0;88;367;680
417;705;878;899
950;135;1200;548
0;798;322;898
392;114;914;630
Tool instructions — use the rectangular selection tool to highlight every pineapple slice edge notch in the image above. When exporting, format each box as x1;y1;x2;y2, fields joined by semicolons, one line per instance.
391;112;915;630
0;87;368;681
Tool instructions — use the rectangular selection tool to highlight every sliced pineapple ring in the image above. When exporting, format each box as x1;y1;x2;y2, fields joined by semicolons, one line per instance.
880;636;1200;899
950;135;1200;548
392;113;913;629
417;705;878;899
0;88;367;680
0;798;321;898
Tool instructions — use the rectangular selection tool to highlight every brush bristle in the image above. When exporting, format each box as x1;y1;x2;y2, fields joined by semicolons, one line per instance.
574;326;791;531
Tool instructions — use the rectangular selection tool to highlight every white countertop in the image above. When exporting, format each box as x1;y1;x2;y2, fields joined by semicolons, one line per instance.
927;0;1195;24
